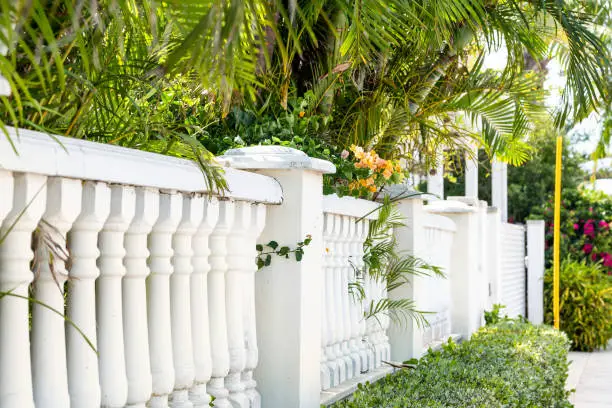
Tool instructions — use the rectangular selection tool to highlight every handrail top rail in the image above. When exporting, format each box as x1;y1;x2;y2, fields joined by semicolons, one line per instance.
0;127;283;204
322;194;379;220
422;212;457;232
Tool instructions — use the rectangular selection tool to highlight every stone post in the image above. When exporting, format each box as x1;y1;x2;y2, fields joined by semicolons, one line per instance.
220;146;335;408
383;186;427;362
527;220;545;325
427;200;482;338
492;158;508;222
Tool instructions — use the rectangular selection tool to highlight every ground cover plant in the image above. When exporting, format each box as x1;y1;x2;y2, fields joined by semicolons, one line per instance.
331;320;572;408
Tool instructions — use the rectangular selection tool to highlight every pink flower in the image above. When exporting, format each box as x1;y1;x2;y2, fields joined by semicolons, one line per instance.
340;150;349;159
573;223;580;230
584;221;595;238
583;243;593;254
603;254;612;268
592;253;598;261
589;207;594;213
598;220;609;229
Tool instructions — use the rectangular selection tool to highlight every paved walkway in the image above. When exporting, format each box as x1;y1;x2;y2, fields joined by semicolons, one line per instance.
566;342;612;407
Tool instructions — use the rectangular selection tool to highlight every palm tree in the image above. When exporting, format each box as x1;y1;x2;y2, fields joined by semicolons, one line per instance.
0;0;609;173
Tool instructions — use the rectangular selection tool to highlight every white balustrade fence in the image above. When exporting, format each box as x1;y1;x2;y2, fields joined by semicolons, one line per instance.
0;129;546;408
500;222;527;318
320;195;387;393
0;128;281;408
419;211;456;348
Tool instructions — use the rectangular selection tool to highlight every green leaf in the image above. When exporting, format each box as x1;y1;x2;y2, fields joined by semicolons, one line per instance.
267;241;279;250
256;244;263;252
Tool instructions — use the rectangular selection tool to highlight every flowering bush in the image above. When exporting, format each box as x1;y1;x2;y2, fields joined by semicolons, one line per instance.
323;145;405;199
530;188;612;274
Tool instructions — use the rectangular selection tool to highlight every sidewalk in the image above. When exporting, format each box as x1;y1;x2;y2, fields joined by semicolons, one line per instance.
566;342;612;407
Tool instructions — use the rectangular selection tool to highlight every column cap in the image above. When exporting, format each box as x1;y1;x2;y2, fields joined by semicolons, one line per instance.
425;199;477;214
526;219;545;225
220;146;336;174
378;185;425;201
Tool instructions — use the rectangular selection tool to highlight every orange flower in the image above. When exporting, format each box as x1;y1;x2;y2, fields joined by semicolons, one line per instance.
382;168;393;179
299;111;305;118
350;145;365;159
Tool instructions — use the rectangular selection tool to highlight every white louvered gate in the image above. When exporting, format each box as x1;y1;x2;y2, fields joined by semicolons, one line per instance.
499;223;526;318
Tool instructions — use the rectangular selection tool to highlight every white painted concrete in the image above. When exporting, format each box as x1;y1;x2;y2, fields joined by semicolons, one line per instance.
567;343;612;407
526;220;545;325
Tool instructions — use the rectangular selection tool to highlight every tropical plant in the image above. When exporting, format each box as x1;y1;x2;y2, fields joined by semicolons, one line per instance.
332;320;572;408
530;187;612;272
544;259;612;351
350;198;443;328
1;0;610;187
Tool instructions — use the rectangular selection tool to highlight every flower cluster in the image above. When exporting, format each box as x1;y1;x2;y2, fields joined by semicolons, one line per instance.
345;145;404;197
537;189;612;274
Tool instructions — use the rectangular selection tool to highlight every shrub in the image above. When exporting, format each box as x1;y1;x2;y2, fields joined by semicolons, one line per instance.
332;321;572;408
544;259;612;351
530;188;612;274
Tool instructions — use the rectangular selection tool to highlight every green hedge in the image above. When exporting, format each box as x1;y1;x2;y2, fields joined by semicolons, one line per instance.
332;321;572;408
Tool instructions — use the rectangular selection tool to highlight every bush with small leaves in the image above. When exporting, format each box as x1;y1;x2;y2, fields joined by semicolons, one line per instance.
544;259;612;351
331;320;572;408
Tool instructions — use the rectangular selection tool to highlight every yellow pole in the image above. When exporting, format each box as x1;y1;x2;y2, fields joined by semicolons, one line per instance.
553;135;563;329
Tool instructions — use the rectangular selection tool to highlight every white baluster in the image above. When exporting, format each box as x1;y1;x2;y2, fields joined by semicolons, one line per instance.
379;276;391;363
31;177;81;408
346;218;362;376
124;187;158;408
320;218;331;391
67;181;110;407
0;173;46;408
148;193;182;408
323;214;339;386
190;198;219;407
171;194;204;408
339;216;354;380
360;219;375;372
207;200;234;408
225;201;250;407
353;218;369;373
242;203;266;407
332;214;347;383
97;185;135;406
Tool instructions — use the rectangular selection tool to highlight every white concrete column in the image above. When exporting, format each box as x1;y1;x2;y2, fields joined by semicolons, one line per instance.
465;145;478;199
427;149;444;200
221;146;335;408
427;200;482;338
123;187;158;408
171;194;204;407
190;198;219;407
31;177;81;408
386;188;426;362
97;185;136;407
0;173;46;408
486;207;503;308
67;181;110;408
527;220;545;325
492;158;507;222
148;193;182;408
